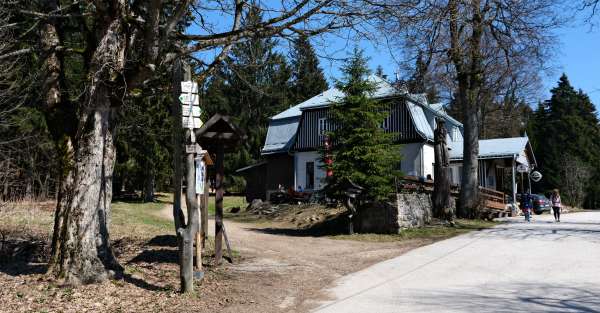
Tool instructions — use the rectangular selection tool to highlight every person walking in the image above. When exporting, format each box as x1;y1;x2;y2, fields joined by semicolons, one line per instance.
521;192;533;223
551;189;562;222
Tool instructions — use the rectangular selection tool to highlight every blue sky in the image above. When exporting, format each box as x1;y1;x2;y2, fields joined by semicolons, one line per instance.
315;24;600;111
189;10;599;111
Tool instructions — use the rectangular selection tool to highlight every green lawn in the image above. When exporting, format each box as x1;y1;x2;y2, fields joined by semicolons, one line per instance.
111;199;172;237
330;219;499;242
110;193;246;237
207;196;246;215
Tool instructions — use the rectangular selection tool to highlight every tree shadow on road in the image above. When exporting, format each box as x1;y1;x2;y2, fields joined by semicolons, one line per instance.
391;283;600;313
473;224;600;242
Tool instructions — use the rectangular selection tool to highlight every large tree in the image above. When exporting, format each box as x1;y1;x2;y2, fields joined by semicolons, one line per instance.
3;0;353;285
373;0;562;217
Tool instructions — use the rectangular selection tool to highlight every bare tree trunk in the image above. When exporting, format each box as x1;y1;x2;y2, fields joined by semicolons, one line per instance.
48;137;74;273
449;0;483;218
144;168;155;202
50;106;121;284
48;12;126;285
432;119;454;222
458;101;481;217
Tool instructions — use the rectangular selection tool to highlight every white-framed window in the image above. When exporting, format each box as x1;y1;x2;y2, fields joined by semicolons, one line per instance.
318;117;328;137
450;127;461;142
381;115;390;131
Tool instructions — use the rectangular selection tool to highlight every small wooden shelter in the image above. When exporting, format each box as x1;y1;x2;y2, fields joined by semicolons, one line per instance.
195;114;245;264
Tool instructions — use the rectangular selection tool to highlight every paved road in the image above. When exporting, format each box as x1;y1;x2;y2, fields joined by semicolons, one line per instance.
314;212;600;313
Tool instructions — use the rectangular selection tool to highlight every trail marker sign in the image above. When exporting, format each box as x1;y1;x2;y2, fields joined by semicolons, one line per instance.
179;80;202;131
182;105;201;117
182;117;203;129
195;157;206;195
181;81;198;93
517;164;529;173
179;93;199;105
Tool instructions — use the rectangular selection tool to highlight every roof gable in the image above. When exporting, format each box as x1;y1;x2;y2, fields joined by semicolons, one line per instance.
270;75;400;120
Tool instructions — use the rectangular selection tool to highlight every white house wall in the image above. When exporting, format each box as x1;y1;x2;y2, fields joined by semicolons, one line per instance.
400;143;422;177
423;144;435;179
294;151;326;191
294;142;436;191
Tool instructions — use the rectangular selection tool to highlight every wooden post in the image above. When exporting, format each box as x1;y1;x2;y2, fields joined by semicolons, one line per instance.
195;194;202;270
201;164;208;249
511;156;517;204
171;58;185;231
214;142;224;265
176;63;200;293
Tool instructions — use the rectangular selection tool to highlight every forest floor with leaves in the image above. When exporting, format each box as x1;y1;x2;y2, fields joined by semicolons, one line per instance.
1;196;495;313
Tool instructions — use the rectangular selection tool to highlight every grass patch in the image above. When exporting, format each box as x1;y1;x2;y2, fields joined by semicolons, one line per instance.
331;219;499;242
207;196;246;215
111;193;173;237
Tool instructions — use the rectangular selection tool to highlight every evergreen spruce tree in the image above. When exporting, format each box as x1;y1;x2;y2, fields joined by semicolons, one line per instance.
290;34;328;103
324;48;401;201
529;74;600;208
201;6;293;191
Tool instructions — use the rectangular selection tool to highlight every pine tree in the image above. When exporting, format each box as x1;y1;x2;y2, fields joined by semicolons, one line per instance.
289;34;328;103
529;74;600;208
324;48;401;201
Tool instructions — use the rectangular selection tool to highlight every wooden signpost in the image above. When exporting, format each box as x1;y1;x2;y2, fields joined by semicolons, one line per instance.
171;60;209;293
195;114;245;265
172;63;244;293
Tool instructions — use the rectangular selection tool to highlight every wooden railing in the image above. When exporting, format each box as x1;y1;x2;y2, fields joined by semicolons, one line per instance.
479;186;506;211
396;176;460;195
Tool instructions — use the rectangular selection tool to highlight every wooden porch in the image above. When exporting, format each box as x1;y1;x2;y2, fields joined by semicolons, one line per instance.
397;176;512;219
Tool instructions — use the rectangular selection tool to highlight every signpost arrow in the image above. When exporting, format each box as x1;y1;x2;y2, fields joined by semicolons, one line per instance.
182;105;201;117
181;81;198;93
179;93;199;105
182;117;203;129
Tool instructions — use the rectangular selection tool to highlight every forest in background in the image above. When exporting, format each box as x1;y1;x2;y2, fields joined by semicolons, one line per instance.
1;2;599;209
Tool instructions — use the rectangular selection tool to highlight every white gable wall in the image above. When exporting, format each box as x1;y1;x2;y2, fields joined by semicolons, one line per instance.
423;144;435;179
293;142;433;191
400;143;434;178
400;143;422;177
294;151;326;191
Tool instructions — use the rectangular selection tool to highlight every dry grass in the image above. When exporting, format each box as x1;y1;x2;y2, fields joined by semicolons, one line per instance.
0;196;248;313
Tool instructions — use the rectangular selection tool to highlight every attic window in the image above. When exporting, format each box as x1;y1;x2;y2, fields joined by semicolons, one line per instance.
318;118;329;137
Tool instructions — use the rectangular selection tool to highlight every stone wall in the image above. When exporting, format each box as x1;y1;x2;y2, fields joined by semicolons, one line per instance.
356;193;433;234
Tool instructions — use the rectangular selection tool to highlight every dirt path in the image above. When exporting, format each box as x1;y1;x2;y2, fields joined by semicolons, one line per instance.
156;204;434;312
